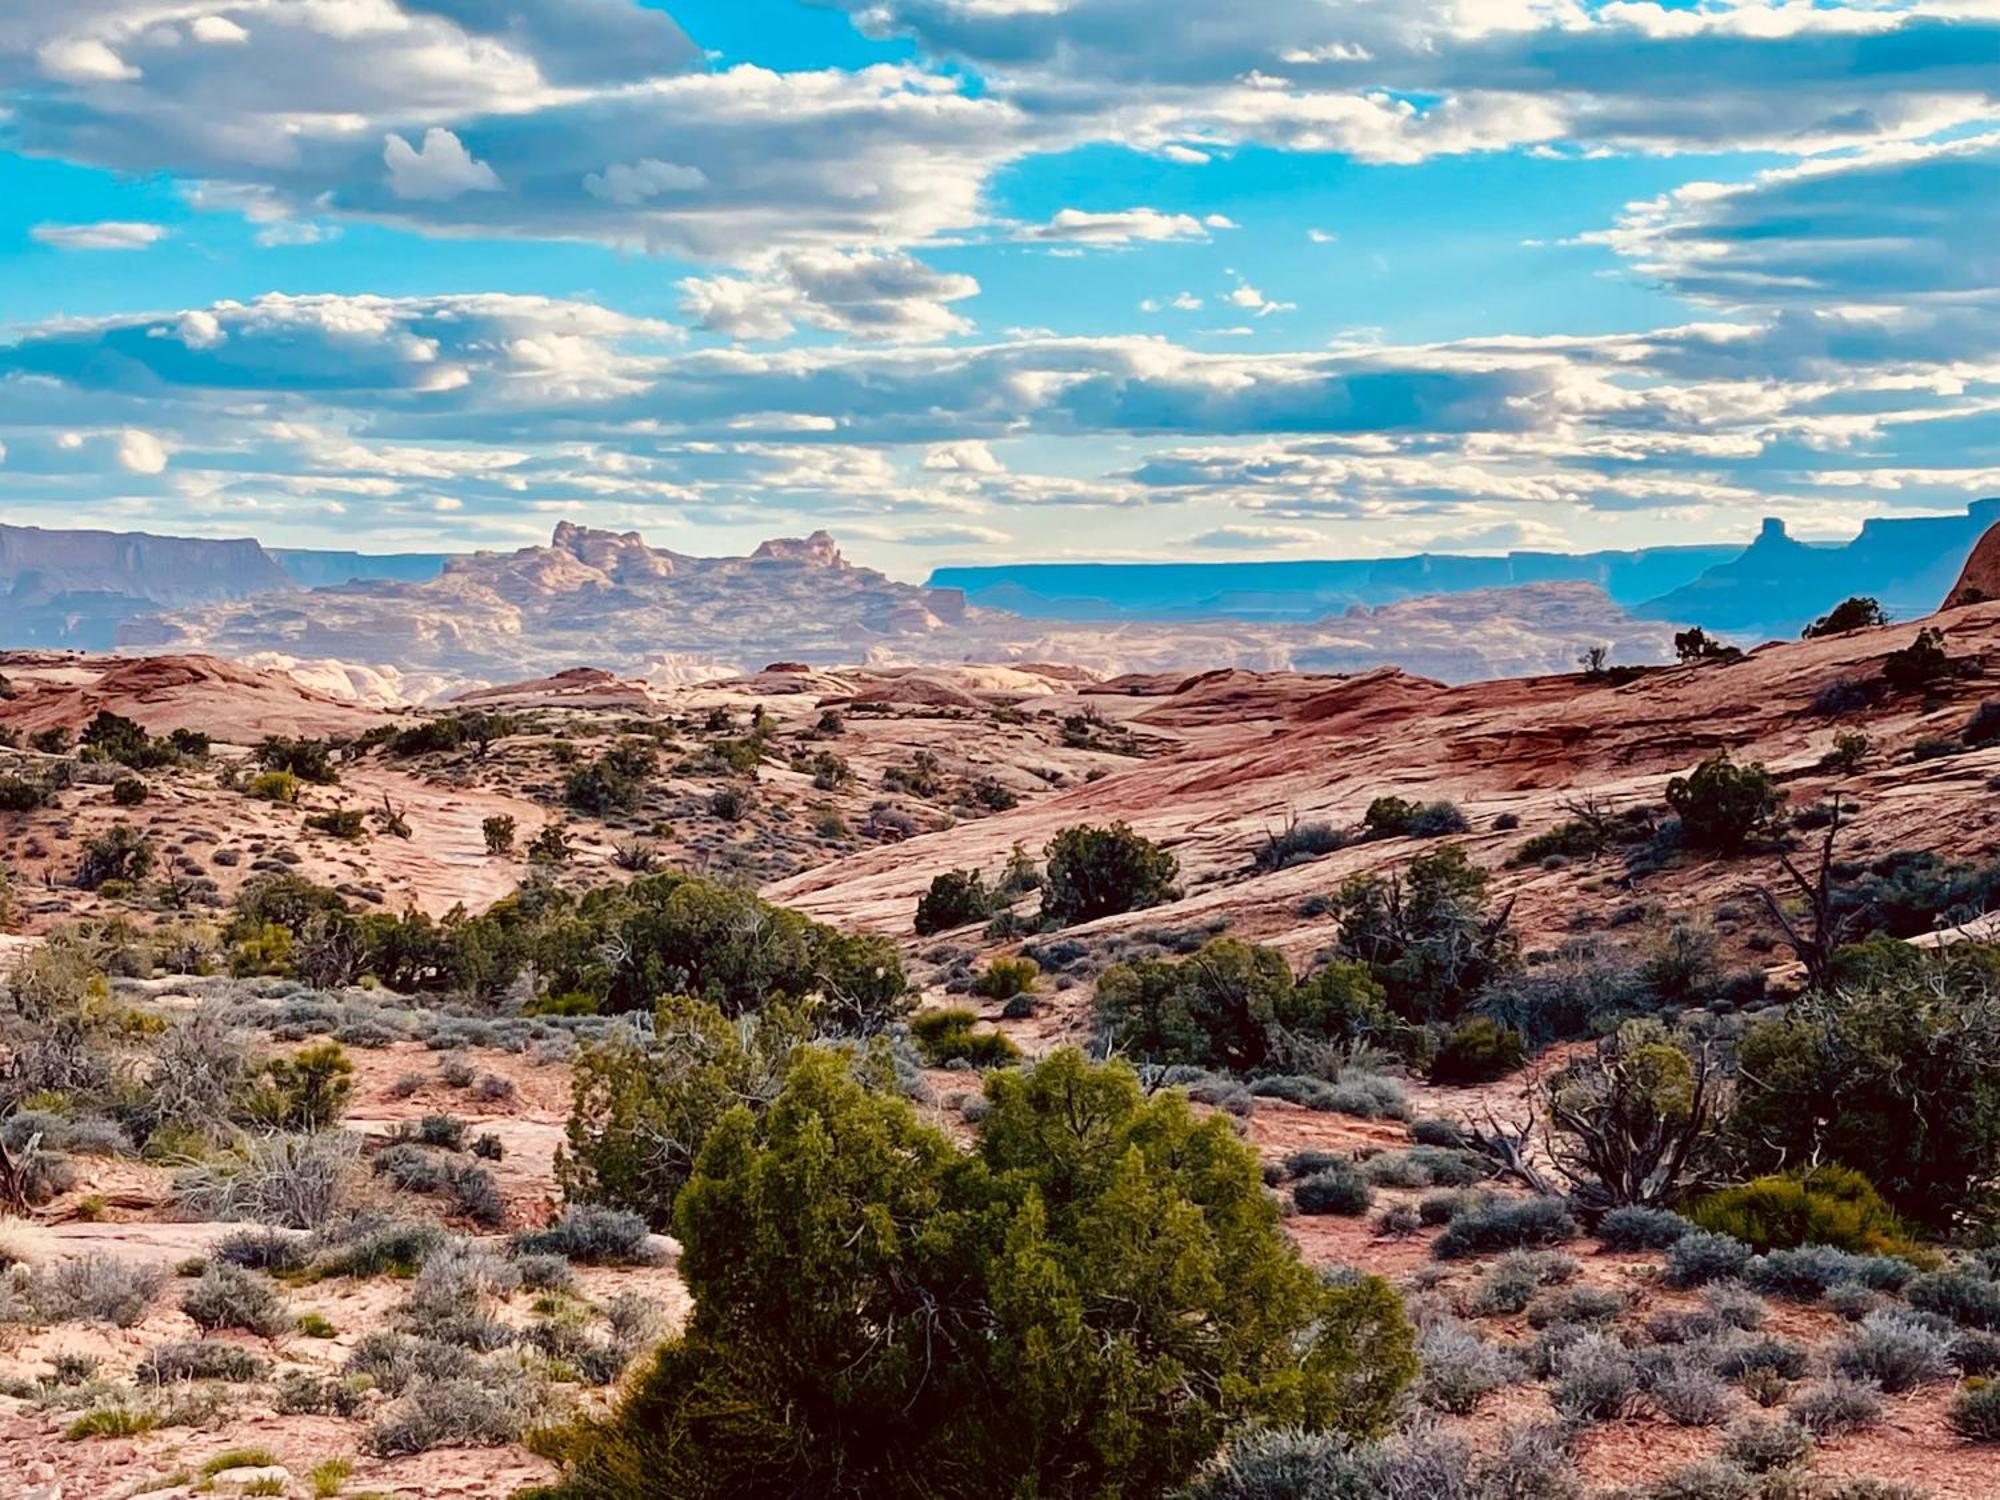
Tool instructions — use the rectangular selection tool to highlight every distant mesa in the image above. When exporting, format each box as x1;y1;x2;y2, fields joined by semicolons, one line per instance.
929;499;2000;641
1;501;1992;703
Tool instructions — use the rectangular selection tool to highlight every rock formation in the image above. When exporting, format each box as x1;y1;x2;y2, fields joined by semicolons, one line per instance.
1943;519;2000;608
0;652;387;739
124;525;1680;700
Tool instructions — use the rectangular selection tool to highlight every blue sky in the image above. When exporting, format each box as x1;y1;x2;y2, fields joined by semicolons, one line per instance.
0;1;1996;575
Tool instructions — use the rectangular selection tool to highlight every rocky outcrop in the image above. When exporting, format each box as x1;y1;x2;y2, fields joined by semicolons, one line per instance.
751;530;846;568
0;652;387;739
1943;521;2000;609
124;525;1683;697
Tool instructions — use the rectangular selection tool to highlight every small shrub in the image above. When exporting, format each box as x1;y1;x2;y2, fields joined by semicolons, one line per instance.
413;1113;468;1150
1409;1117;1468;1149
278;1372;366;1417
1253;819;1344;872
1804;597;1889;637
345;1329;478;1394
972;957;1038;1001
1416;1318;1520;1414
1526;1284;1625;1329
1292;1166;1373;1216
137;1339;269;1384
304;808;366;840
1691;1165;1915;1257
1952;1329;2000;1376
1703;1282;1768;1332
1743;1245;1913;1301
1666;755;1783;854
27;1254;166;1326
914;869;994;936
1823;1282;1881;1321
1833;1309;1955;1392
1469;1248;1578;1316
213;1228;311;1274
1882;627;1953;694
1907;1268;2000;1331
1789;1376;1884;1437
366;1374;530;1456
1038;822;1179;926
1419;1190;1480;1227
1434;1196;1577;1260
247;769;301;804
1551;1331;1641;1421
1713;1334;1810;1383
1949;1380;2000;1442
1427;1016;1528;1084
75;822;156;889
1722;1414;1810;1474
511;1205;659;1266
908;1007;1021;1068
313;1221;445;1280
172;1131;360;1229
1599;1206;1691;1251
65;1407;159;1440
1647;1350;1733;1426
181;1263;290;1337
1664;1231;1752;1288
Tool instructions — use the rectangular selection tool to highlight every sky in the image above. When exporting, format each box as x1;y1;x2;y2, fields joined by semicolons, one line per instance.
0;2;1997;576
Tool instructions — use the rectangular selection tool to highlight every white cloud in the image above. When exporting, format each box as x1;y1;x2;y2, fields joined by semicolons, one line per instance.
828;0;2000;160
1225;277;1295;317
1016;207;1233;244
583;158;709;204
190;16;249;45
37;37;138;83
678;249;979;343
31;221;169;251
384;129;502;201
117;429;168;475
923;440;1004;473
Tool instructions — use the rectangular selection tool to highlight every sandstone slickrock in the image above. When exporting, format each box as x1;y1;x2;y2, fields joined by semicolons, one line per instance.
0;652;388;739
1943;519;2000;608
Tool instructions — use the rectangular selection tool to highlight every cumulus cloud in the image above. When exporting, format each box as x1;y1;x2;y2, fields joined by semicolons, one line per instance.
384;129;502;201
190;16;249;45
116;429;168;475
583;158;708;205
1592;133;2000;310
36;36;138;83
7;0;1991;284
0;8;1024;260
678;250;980;343
31;221;169;251
827;0;2000;160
